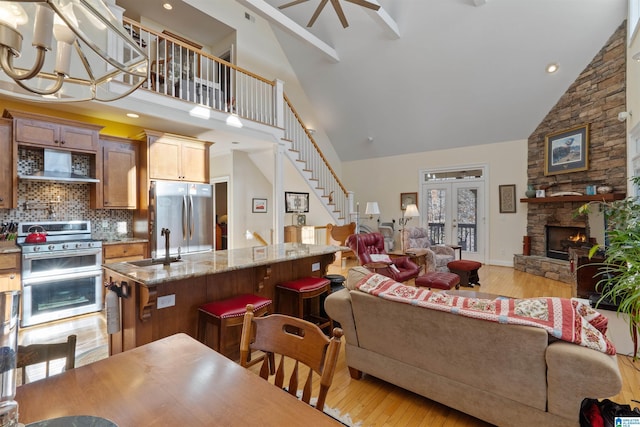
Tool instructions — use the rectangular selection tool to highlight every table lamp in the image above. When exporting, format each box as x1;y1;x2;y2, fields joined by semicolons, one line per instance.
365;202;380;220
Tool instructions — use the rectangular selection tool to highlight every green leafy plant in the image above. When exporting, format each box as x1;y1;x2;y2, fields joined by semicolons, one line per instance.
578;177;640;360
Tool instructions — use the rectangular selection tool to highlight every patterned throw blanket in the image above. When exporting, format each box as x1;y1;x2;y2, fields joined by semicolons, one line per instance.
356;273;616;355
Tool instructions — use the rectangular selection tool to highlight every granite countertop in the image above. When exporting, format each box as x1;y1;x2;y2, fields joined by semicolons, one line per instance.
0;242;20;254
100;237;149;245
103;243;341;286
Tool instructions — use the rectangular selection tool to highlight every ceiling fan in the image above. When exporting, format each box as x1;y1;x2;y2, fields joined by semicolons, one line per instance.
279;0;381;28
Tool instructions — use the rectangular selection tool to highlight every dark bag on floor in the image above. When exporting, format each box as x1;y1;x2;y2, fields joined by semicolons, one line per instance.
580;398;640;427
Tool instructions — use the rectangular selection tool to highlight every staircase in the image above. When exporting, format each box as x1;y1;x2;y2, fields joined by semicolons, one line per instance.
122;17;351;224
282;95;350;224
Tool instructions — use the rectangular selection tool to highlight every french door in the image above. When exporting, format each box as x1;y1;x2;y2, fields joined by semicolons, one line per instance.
420;169;486;262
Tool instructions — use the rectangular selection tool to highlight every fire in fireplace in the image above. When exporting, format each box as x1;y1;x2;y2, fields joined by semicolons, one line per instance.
545;225;587;260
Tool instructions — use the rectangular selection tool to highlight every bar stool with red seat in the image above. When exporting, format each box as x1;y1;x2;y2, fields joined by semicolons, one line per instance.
197;294;272;357
276;276;333;332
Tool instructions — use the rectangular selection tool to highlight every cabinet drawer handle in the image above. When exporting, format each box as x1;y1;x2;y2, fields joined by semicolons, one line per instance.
9;274;15;280
60;140;65;145
54;140;60;144
0;197;3;202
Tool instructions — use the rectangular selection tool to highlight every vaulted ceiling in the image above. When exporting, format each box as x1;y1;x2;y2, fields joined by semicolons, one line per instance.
5;0;628;163
150;0;627;161
251;0;628;161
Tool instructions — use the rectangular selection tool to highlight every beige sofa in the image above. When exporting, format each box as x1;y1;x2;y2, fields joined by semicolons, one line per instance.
324;267;623;427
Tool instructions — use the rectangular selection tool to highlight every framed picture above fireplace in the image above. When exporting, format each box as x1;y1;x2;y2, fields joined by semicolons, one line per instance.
544;124;589;176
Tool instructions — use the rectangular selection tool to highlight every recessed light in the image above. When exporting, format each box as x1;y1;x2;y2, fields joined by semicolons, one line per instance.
546;63;559;73
163;3;173;10
126;113;139;118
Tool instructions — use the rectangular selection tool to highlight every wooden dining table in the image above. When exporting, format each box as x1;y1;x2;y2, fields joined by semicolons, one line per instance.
15;333;341;426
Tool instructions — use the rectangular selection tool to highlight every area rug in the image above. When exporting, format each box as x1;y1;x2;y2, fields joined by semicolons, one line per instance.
322;406;362;427
304;396;362;427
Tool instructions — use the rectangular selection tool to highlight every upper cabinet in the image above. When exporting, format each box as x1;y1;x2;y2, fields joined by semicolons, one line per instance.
144;130;211;183
92;135;139;209
0;119;14;209
4;110;101;153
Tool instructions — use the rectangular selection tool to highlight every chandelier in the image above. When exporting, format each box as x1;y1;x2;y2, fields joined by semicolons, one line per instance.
0;0;148;102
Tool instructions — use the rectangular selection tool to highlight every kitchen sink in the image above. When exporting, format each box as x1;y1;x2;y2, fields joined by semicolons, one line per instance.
128;257;182;267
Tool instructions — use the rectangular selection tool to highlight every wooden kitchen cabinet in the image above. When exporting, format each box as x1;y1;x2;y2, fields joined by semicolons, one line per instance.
146;131;210;182
5;109;101;153
0;252;20;292
92;135;138;209
103;242;148;263
0;119;14;209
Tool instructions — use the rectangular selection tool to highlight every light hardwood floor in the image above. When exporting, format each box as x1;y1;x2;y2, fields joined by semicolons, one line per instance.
18;262;640;426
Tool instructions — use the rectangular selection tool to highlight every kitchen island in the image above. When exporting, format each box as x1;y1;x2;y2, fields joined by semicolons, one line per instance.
103;243;341;355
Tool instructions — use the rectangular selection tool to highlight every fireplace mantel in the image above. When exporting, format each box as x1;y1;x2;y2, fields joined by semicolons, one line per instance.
520;193;625;204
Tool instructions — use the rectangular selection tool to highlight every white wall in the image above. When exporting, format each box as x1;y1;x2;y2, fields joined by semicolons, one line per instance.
341;139;529;267
231;150;274;249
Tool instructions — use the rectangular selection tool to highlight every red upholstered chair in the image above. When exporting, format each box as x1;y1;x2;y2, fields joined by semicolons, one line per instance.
346;232;420;283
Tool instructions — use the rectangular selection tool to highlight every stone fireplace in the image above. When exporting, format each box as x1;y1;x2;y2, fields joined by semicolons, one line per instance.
513;21;627;284
545;225;586;260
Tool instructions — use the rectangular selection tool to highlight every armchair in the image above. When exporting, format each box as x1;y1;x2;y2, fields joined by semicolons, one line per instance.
401;227;455;273
346;232;420;282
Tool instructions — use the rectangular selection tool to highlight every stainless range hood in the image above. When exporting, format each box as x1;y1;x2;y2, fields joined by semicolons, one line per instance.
18;149;100;183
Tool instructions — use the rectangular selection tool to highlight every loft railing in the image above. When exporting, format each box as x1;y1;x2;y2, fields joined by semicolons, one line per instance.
122;18;349;222
283;94;349;222
123;18;276;126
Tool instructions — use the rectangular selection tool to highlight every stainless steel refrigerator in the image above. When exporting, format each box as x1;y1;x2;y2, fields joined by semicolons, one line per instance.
149;180;213;258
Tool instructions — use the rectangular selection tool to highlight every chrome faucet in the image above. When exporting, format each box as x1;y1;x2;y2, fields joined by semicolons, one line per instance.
161;228;171;265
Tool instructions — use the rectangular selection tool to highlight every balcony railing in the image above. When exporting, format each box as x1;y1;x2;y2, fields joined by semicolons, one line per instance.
122;18;349;222
123;18;276;127
428;223;477;251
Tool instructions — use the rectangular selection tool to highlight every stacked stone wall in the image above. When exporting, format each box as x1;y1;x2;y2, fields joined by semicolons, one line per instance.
517;21;627;283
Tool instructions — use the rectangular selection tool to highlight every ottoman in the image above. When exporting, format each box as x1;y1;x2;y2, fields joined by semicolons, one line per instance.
415;271;460;290
447;260;482;287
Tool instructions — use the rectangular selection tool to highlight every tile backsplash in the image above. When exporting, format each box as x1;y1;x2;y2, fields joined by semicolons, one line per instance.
0;148;133;239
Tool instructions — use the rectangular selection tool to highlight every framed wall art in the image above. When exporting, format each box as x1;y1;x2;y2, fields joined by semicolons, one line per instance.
285;192;309;213
252;198;267;213
400;192;417;210
544;124;589;176
498;184;516;213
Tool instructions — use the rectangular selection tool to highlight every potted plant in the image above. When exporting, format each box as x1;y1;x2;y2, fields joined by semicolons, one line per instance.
577;178;640;360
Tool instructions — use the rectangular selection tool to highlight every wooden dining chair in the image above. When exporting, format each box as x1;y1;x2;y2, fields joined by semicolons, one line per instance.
239;304;343;412
17;334;77;384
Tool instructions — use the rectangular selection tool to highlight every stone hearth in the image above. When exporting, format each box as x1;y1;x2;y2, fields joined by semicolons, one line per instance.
513;254;573;284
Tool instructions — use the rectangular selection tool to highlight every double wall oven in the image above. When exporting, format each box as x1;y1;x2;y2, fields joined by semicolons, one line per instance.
17;221;103;327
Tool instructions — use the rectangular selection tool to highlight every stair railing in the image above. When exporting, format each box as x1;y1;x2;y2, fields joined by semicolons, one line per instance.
123;17;349;222
283;94;349;222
